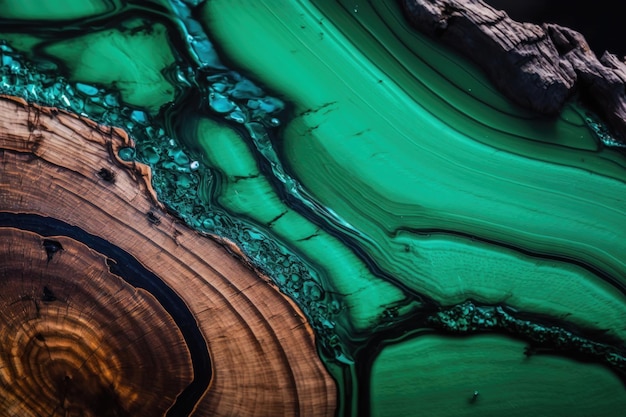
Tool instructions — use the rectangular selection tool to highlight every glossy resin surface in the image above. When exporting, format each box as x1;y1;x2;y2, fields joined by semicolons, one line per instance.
2;1;626;416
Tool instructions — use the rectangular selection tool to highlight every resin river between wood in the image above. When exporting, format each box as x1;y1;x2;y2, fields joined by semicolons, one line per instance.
1;0;626;416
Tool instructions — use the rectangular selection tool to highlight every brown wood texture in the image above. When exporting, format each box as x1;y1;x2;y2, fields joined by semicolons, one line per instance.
0;96;337;416
402;0;626;143
0;228;193;416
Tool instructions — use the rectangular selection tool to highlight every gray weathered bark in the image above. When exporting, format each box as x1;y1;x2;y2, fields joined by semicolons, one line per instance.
402;0;626;143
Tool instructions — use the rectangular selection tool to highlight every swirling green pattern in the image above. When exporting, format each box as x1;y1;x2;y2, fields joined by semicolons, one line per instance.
2;1;626;415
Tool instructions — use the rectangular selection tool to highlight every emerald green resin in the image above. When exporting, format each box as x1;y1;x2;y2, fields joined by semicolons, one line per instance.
371;334;626;417
2;0;626;416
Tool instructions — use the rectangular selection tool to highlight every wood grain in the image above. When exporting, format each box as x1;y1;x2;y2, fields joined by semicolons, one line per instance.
0;95;336;416
0;228;193;416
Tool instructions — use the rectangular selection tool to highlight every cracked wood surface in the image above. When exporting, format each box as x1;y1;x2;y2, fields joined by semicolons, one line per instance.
0;95;336;417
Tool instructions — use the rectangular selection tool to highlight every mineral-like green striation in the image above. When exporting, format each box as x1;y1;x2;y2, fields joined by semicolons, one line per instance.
43;21;177;113
0;0;119;21
429;301;626;370
2;0;626;416
371;334;626;417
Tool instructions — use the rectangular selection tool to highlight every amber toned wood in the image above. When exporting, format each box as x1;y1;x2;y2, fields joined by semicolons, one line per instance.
0;96;336;417
0;228;193;416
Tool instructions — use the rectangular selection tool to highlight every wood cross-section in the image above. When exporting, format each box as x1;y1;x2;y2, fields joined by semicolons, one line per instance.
0;96;336;417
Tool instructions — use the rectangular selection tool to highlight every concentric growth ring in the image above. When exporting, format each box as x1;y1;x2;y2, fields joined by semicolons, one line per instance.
0;228;192;416
0;96;336;417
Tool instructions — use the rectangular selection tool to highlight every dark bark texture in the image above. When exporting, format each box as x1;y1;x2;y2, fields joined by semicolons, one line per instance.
402;0;626;143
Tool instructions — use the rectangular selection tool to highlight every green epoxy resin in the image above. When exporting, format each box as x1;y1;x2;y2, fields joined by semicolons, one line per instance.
0;0;118;21
3;0;626;416
44;20;177;114
371;334;626;417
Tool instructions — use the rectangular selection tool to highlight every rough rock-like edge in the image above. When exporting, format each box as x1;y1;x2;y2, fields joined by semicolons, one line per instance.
401;0;626;143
